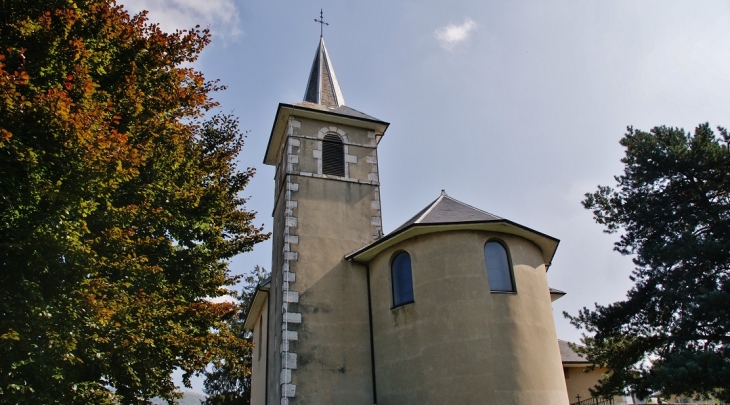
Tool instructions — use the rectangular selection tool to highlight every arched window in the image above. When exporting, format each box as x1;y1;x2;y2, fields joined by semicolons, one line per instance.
484;241;515;292
391;252;414;307
322;134;344;176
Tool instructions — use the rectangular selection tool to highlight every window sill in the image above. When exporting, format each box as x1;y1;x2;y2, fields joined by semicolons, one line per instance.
489;290;517;295
390;300;415;310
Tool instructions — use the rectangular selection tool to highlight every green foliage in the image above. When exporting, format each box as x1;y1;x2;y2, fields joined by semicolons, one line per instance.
0;1;269;403
567;124;730;401
204;266;270;405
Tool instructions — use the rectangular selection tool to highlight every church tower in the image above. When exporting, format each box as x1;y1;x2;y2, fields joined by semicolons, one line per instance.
261;35;389;404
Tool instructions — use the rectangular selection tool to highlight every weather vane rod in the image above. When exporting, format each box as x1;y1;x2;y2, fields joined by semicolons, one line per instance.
314;9;329;37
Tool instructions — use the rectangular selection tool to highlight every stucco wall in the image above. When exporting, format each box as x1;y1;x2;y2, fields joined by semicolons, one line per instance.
274;116;380;192
369;230;570;405
285;177;376;404
266;113;383;404
266;179;286;404
250;295;269;405
563;366;623;405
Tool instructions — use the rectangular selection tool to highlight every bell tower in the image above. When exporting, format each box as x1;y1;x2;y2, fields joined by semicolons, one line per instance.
262;34;389;404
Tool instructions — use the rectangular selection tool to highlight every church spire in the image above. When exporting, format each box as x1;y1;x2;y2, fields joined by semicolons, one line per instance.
303;33;346;107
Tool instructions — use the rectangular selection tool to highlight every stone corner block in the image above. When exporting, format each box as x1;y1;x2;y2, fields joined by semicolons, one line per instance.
283;291;299;303
282;384;296;398
283;312;302;323
282;353;297;369
280;369;292;384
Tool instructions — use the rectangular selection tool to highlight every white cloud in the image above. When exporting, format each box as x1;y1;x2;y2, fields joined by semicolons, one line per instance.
434;18;476;50
119;0;242;41
207;294;238;304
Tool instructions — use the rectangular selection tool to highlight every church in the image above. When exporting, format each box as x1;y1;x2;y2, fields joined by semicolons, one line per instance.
243;33;595;405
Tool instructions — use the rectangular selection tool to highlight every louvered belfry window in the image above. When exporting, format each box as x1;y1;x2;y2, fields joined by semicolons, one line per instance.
322;134;345;177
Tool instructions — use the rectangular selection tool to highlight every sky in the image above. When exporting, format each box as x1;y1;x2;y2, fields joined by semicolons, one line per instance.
119;0;730;394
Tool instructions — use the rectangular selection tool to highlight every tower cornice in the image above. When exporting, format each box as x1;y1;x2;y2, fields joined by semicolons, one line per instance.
264;102;389;166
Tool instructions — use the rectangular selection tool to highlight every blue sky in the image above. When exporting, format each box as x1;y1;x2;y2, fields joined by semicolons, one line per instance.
120;0;730;393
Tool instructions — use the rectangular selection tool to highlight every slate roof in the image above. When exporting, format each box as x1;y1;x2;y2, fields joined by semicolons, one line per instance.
392;190;503;233
304;36;345;108
347;191;560;265
559;340;589;364
292;101;381;122
259;276;272;288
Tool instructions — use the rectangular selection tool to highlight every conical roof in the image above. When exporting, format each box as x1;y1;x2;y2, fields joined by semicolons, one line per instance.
346;191;560;268
304;36;345;107
392;190;502;233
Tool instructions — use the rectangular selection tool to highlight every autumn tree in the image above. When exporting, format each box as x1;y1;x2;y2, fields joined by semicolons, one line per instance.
0;1;268;403
204;265;269;405
567;123;730;401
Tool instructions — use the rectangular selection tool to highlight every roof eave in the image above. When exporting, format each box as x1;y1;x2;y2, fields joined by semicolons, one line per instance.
550;290;567;302
264;103;390;166
242;283;270;329
346;220;559;268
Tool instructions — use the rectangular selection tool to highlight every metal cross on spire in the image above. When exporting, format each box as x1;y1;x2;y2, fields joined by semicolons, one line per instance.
314;9;328;37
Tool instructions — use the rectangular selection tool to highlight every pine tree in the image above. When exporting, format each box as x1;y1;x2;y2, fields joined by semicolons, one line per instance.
567;123;730;401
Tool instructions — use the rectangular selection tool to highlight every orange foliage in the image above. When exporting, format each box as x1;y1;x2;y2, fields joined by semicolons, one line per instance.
0;1;268;404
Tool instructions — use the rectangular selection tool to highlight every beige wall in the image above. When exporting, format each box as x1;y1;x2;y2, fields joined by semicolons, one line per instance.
250;295;268;405
563;365;624;404
284;177;375;404
265;184;285;403
368;230;569;405
273;116;380;199
265;113;382;404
